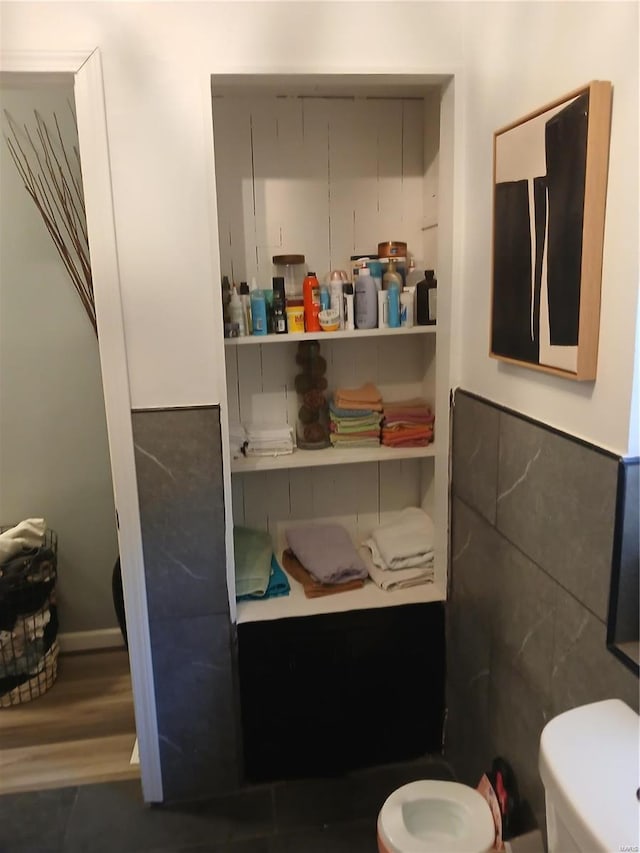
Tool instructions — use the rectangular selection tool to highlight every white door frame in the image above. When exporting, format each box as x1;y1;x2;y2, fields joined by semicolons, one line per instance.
0;48;163;802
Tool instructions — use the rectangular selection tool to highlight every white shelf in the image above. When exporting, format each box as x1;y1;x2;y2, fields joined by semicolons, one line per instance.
236;517;445;623
231;442;436;473
236;575;446;623
224;324;436;346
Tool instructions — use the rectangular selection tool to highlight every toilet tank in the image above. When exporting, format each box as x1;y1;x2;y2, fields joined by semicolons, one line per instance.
539;699;639;853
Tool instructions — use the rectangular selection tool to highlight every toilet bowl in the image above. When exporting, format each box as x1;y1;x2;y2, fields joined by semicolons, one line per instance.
377;780;496;853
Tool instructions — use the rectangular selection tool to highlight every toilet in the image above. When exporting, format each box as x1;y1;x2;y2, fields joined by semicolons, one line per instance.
539;698;639;853
377;780;496;853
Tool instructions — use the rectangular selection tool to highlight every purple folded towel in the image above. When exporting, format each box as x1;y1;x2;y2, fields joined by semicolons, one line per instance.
285;524;368;585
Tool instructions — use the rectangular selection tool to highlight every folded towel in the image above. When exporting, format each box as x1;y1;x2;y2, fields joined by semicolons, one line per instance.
362;546;435;591
233;526;273;598
335;383;383;412
281;549;365;598
330;400;377;419
285;524;368;584
330;435;381;448
369;508;435;570
330;426;381;438
245;422;295;441
237;554;290;601
335;382;382;405
0;519;46;564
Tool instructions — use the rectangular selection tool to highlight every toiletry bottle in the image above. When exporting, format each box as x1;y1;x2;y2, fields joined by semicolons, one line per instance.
387;281;400;328
406;259;423;289
221;275;232;336
264;288;275;333
354;263;377;329
303;272;321;332
400;289;414;328
320;284;331;312
272;277;287;334
230;284;246;336
239;281;252;334
416;269;437;325
367;259;383;291
377;290;389;328
343;283;355;330
250;286;268;336
329;271;345;329
383;259;403;291
425;269;437;324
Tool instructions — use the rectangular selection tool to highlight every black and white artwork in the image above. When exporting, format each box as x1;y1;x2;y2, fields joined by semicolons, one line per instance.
491;82;612;379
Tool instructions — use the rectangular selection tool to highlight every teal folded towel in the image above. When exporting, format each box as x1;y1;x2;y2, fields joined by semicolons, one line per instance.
234;526;273;598
237;555;291;601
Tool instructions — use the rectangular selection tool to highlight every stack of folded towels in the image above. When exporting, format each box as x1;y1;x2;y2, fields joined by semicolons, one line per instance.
234;526;290;602
231;422;295;458
361;507;435;591
329;382;383;449
282;523;369;598
381;398;434;448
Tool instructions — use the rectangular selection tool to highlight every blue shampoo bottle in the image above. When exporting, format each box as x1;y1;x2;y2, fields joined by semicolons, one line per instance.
387;282;401;328
250;286;268;336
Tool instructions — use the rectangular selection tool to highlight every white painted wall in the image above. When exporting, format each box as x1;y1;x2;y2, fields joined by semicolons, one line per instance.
1;1;637;455
460;1;639;455
0;84;119;632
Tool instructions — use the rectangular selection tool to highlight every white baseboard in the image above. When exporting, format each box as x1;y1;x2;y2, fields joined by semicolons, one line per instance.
58;628;125;654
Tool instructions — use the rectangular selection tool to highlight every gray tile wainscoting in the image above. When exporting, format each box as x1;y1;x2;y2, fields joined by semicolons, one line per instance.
132;406;241;801
447;390;639;830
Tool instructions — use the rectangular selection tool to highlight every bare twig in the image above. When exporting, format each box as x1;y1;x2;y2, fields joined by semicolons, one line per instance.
3;107;96;336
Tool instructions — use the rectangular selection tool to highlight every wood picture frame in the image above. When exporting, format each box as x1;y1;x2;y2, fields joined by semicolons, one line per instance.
490;81;612;380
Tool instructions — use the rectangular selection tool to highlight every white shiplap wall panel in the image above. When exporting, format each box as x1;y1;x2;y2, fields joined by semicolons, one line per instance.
264;469;292;534
259;342;292;425
353;462;381;534
288;468;315;521
249;97;281;254
237;345;263;424
422;93;441;270
379;459;423;515
212;94;428;283
225;348;241;425
212;97;255;285
214;90;443;605
402;99;428;262
375;99;405;244
232;473;245;526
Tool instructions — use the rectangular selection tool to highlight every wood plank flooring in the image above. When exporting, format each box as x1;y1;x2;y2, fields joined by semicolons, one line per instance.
0;649;139;795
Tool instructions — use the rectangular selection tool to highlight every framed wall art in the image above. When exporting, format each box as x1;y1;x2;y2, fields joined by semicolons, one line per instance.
490;81;612;380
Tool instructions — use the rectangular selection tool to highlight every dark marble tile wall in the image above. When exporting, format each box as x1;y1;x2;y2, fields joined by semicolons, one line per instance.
132;406;240;802
446;390;638;829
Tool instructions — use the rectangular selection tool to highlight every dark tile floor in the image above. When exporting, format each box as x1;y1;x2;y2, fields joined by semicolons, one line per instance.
0;756;454;853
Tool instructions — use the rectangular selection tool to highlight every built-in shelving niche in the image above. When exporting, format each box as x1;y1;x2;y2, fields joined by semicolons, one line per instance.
211;74;455;622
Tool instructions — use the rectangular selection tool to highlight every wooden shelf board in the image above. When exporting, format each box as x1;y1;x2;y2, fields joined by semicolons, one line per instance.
231;443;436;473
236;515;445;624
224;325;436;346
237;575;446;623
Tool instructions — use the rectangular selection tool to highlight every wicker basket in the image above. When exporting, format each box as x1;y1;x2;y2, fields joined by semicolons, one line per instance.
0;641;59;707
0;526;59;706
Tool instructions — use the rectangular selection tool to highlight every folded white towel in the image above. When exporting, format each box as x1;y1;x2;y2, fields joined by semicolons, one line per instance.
0;518;46;563
245;422;294;442
370;507;435;570
361;546;434;591
364;536;434;573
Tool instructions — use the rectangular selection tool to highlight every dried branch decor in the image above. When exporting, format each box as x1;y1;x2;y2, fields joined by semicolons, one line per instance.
3;106;96;336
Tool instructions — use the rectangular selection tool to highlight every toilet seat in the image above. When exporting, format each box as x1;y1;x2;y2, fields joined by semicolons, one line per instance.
377;780;496;853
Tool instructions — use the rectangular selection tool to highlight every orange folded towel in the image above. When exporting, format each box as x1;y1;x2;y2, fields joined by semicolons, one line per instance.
335;382;383;412
281;550;365;598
